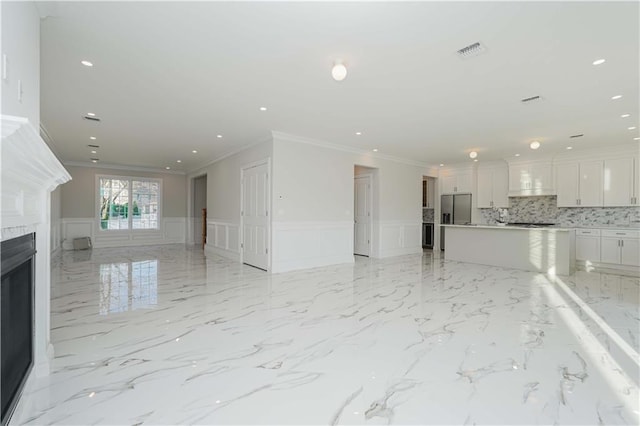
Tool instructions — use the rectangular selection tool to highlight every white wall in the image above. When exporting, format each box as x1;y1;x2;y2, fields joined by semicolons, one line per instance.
50;186;62;253
271;133;425;273
192;175;207;246
59;165;188;248
200;140;273;260
1;2;40;125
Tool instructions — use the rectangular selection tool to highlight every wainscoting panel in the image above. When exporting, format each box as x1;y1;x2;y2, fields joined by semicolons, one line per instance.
271;221;354;273
377;221;423;258
205;220;240;261
61;217;186;249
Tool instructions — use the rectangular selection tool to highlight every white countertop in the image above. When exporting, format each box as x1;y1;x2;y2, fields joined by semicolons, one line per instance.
440;224;573;232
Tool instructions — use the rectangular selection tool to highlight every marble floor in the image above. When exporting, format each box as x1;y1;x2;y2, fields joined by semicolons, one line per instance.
10;245;640;425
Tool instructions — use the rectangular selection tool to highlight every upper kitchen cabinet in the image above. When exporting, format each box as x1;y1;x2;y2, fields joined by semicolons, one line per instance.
508;160;554;196
440;168;472;194
477;163;508;208
603;157;637;206
556;160;603;207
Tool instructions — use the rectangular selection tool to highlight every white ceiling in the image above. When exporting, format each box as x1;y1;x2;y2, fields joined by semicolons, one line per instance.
40;1;639;172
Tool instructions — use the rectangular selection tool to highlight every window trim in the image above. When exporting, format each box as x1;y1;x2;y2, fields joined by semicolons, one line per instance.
96;174;163;232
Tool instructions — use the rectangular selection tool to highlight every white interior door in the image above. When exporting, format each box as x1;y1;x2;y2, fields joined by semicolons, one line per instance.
354;175;371;256
242;162;269;270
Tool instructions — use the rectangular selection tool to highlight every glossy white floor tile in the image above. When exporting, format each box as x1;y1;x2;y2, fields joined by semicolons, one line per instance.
10;245;640;425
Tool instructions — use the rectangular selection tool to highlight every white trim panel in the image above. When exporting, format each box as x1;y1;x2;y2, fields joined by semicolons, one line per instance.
61;217;186;249
271;221;354;273
376;220;423;258
205;220;241;261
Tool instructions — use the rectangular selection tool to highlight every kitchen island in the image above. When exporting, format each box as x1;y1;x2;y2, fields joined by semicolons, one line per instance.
441;224;575;275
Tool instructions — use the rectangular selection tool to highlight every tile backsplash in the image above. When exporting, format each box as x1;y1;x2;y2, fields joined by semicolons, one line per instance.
423;208;434;222
479;196;640;227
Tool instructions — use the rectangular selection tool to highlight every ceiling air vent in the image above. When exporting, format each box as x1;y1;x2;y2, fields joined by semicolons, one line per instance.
569;134;584;139
456;42;486;59
83;115;101;122
88;144;100;148
521;95;542;104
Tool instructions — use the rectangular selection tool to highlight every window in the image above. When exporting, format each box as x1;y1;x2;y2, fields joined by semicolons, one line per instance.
98;176;160;230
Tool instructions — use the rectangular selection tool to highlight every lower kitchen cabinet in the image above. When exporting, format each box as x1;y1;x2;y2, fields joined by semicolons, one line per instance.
575;229;600;262
599;230;640;267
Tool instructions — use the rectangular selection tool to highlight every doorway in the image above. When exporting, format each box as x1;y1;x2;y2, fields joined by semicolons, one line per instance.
354;167;373;257
241;160;270;270
192;175;207;248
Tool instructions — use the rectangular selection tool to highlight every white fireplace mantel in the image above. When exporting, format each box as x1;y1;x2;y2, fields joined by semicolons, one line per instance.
1;114;71;376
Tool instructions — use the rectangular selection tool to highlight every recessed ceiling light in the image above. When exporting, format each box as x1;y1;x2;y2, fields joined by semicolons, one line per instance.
372;148;378;152
439;163;444;167
90;136;96;140
621;114;630;118
81;60;93;67
530;141;541;150
628;126;637;130
166;167;170;170
469;151;478;159
91;158;98;163
192;150;198;153
356;132;362;136
592;58;606;65
217;134;222;138
473;159;478;162
176;160;182;163
611;95;622;100
91;150;97;154
87;112;95;117
259;107;267;111
634;137;640;140
515;154;520;157
566;146;573;150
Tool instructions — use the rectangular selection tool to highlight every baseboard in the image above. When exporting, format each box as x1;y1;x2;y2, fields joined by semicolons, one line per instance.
271;253;354;274
205;244;240;262
377;246;423;259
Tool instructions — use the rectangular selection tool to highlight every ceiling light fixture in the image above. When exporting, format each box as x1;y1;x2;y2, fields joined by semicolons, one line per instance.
515;154;520;157
634;137;640;141
530;141;541;150
81;60;93;67
331;62;347;81
372;148;378;152
217;134;222;138
439;163;444;167
192;150;198;153
259;107;267;111
469;151;478;159
611;95;622;100
473;159;478;162
356;132;362;136
90;136;96;140
566;146;573;150
177;160;182;163
91;158;98;163
87;112;95;117
592;58;606;65
628;126;637;130
91;150;97;154
166;167;170;170
621;114;630;118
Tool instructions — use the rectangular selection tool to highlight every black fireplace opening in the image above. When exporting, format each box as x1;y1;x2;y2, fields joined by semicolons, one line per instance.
1;233;36;426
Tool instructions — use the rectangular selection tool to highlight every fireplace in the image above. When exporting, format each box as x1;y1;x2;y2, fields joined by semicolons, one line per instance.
1;233;36;426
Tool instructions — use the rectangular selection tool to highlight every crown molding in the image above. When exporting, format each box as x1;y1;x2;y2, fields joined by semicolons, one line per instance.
271;131;434;169
63;161;187;175
186;135;273;175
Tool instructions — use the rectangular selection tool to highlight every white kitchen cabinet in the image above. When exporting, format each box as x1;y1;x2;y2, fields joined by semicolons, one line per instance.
508;161;554;196
603;157;635;206
441;169;472;194
600;229;640;266
556;160;603;207
477;165;508;208
575;229;600;262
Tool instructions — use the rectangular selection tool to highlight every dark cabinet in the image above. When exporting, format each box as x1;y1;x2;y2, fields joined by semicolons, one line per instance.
422;223;434;249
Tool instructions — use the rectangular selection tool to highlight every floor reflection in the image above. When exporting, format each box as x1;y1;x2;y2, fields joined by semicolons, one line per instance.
99;260;158;314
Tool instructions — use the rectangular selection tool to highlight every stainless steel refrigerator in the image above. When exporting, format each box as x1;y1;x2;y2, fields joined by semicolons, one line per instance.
440;194;471;250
